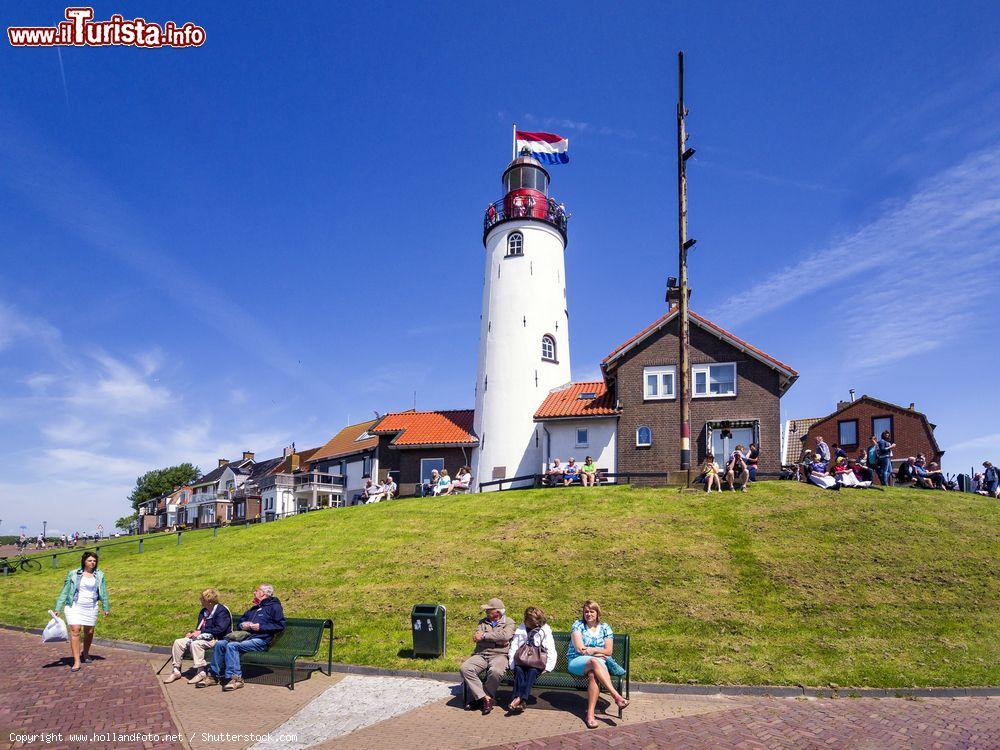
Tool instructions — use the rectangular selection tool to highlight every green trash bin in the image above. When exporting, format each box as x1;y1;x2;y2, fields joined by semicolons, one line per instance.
411;604;446;657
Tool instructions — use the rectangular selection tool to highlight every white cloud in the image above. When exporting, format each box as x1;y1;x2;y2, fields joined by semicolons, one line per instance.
65;351;173;415
709;144;1000;370
0;302;60;352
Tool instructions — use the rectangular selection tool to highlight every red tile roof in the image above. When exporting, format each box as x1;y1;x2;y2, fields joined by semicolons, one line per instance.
602;307;798;377
309;420;380;463
534;382;618;420
372;410;478;447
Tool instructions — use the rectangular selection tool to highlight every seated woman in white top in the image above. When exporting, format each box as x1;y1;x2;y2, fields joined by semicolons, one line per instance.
450;467;472;493
506;606;557;713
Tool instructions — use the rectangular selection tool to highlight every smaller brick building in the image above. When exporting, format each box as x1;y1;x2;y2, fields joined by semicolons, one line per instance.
602;306;798;481
790;396;943;467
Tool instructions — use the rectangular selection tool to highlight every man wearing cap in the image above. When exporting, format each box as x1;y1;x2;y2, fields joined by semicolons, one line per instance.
459;597;516;715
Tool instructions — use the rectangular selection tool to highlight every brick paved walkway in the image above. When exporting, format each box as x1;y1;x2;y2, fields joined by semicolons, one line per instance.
1;629;183;750
479;694;1000;750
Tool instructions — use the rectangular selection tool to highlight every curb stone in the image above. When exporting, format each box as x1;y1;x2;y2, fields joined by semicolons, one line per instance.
2;623;996;699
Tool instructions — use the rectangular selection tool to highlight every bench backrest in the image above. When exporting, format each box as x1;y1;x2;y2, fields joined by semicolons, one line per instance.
549;630;629;673
265;617;330;656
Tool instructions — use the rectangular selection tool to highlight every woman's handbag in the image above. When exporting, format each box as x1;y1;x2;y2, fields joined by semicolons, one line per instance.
604;655;627;677
225;630;252;642
513;628;548;671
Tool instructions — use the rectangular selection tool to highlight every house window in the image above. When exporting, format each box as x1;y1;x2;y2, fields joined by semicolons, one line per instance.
507;231;523;256
541;335;556;362
576;428;589;447
692;363;737;397
838;419;859;447
643;366;677;400
362;456;372;477
636;425;652;447
872;416;894;441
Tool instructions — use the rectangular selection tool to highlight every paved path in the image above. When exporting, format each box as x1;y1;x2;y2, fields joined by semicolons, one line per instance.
1;629;183;750
478;694;1000;750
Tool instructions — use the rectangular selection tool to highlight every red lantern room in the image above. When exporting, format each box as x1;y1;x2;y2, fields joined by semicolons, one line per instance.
483;154;568;244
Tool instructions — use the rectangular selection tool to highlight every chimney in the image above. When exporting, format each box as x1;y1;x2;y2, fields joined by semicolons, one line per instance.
218;458;228;467
242;451;255;461
836;401;850;411
283;445;294;458
849;388;856;402
909;403;915;410
290;453;300;473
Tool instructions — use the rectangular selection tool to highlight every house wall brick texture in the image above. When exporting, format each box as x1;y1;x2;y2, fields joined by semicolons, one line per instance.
803;399;943;465
613;319;783;481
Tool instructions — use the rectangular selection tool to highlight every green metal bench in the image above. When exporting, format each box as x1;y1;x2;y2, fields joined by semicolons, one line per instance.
240;617;333;690
464;631;630;716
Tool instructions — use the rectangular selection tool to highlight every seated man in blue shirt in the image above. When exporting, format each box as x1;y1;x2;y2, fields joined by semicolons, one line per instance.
202;583;285;692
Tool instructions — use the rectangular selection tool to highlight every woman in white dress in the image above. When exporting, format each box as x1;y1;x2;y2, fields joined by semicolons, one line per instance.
54;551;110;671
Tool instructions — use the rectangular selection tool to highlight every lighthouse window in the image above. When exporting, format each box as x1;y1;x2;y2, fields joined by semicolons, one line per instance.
541;335;556;362
507;232;523;256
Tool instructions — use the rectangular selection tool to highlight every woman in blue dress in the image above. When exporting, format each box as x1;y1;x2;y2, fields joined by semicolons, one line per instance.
566;600;629;728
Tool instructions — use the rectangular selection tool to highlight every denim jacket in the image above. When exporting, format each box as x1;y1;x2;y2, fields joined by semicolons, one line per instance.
55;568;110;612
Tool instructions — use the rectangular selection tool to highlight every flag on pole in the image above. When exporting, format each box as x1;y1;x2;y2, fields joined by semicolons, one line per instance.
515;131;569;165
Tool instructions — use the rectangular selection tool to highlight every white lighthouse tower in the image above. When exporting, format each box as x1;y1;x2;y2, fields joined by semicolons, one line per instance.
473;155;571;488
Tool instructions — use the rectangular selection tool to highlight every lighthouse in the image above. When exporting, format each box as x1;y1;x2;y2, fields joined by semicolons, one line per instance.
473;155;571;488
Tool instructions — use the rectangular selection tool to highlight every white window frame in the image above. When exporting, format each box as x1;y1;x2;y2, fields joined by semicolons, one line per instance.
575;427;589;448
692;362;737;398
636;425;652;447
507;231;524;256
838;419;859;446
643;365;677;400
541;334;556;362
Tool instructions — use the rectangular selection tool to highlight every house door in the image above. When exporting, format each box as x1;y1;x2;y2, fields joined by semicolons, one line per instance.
712;427;755;461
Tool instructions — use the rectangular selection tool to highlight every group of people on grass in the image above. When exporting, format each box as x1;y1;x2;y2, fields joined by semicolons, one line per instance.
543;457;601;487
460;598;628;729
698;443;760;492
360;475;398;504
18;530;99;551
420;466;473;496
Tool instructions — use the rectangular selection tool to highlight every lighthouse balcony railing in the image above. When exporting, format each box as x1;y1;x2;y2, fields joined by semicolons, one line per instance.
483;197;568;240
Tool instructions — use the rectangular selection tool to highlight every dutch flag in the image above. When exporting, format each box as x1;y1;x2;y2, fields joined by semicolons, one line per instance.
515;130;569;165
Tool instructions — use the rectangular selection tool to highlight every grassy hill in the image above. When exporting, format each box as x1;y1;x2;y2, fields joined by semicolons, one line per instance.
1;483;997;688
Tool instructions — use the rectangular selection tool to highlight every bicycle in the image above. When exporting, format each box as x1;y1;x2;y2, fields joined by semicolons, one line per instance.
0;554;43;575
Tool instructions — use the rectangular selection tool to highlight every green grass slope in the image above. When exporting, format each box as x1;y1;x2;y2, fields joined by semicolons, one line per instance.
2;483;997;687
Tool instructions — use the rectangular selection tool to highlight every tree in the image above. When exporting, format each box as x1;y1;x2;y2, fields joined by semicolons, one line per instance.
116;513;137;533
127;463;201;512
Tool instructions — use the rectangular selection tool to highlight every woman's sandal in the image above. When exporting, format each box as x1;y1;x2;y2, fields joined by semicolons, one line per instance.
615;697;630;711
70;666;81;672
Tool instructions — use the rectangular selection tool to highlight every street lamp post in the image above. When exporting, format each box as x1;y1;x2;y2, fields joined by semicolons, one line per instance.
42;520;47;543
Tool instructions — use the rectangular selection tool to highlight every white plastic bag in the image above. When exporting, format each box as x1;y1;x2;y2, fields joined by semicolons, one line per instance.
42;610;68;642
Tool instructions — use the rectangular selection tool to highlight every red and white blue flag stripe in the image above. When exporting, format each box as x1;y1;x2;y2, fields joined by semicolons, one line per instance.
516;130;569;165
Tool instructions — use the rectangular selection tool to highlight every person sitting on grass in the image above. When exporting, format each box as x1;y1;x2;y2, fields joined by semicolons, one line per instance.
896;457;916;485
745;443;760;481
164;588;232;685
567;600;629;729
422;469;440;497
450;466;473;493
808;458;836;489
580;456;598;487
701;453;722;493
362;478;383;504
725;448;750;492
563;458;580;485
833;457;871;488
199;583;284;692
434;469;452;496
544;459;564;487
381;475;397;501
926;462;949;491
506;606;557;714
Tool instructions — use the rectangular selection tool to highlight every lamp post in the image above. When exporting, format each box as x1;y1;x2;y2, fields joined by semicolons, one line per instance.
42;520;47;543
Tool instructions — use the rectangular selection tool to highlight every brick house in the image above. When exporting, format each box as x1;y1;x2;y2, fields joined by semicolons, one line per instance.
794;396;943;468
601;306;798;481
369;410;479;496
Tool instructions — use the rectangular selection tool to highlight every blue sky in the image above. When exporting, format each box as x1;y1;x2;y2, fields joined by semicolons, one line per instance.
1;1;998;534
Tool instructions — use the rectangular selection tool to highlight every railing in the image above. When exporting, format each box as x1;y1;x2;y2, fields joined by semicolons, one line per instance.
483;195;568;240
478;471;670;492
293;471;346;491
